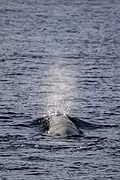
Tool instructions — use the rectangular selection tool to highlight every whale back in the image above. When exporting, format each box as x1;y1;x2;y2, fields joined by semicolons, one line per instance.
48;114;80;136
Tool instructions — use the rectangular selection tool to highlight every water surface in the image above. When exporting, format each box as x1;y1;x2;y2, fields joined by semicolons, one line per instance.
0;0;120;179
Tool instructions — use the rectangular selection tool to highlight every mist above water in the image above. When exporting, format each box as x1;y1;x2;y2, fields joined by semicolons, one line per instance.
46;61;78;115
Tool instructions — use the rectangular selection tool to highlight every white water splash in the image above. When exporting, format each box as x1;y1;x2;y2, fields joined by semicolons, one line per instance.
46;61;78;115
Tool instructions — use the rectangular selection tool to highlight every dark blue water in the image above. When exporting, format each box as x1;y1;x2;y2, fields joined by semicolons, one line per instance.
0;0;120;179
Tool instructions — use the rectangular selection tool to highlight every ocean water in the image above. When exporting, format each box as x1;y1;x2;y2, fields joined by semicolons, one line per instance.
0;0;120;179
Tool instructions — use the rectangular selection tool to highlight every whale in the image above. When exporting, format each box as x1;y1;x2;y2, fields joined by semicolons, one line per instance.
47;113;83;136
29;113;117;137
